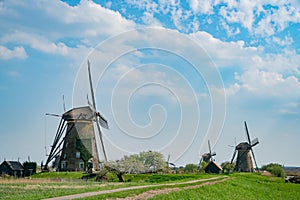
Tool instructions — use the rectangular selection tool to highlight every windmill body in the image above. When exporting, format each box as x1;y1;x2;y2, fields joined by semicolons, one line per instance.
230;121;259;172
59;106;100;171
234;142;254;172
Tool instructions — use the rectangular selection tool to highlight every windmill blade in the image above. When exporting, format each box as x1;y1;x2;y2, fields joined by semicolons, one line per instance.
167;154;170;163
97;112;109;129
169;163;175;167
88;60;108;161
230;149;237;164
244;121;252;144
211;152;216;157
62;95;66;112
45;113;62;117
95;119;108;161
208;140;212;155
250;148;259;172
89;103;109;129
88;60;97;110
251;138;259;147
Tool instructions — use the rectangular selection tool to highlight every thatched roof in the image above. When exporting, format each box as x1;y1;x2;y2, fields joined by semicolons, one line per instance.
1;161;24;171
62;106;94;121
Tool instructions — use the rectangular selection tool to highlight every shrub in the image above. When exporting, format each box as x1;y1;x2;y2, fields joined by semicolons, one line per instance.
184;163;199;173
221;162;235;174
261;163;286;178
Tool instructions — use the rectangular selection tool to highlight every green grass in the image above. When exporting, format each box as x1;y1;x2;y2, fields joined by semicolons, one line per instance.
31;171;84;179
124;173;216;183
1;173;300;200
149;173;300;200
0;173;217;200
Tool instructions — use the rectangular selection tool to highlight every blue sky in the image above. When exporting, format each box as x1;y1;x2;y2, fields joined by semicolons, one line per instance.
0;0;300;167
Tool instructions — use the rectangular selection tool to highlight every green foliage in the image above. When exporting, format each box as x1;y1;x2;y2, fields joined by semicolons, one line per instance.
261;163;286;178
198;161;208;173
139;150;166;172
184;163;199;173
221;161;235;174
95;169;109;182
105;150;166;174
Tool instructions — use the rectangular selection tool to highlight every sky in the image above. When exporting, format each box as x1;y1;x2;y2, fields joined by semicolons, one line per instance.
0;0;300;167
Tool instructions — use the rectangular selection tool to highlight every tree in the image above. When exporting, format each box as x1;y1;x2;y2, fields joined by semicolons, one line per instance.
139;151;166;173
104;160;125;182
104;150;166;178
184;163;199;173
198;161;208;173
261;163;286;178
221;161;235;174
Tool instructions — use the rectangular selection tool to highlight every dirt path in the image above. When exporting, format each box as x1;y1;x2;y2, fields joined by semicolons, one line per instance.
44;176;229;200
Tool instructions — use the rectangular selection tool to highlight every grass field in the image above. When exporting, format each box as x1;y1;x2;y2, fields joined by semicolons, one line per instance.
0;172;299;199
150;173;300;200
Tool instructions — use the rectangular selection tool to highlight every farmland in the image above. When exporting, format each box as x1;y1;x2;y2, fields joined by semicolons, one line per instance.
0;172;299;199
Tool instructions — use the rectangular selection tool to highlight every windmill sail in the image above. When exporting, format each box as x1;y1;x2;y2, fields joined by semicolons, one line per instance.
97;112;109;129
88;60;108;162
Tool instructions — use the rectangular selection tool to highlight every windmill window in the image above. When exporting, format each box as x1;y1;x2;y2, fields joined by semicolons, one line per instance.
61;161;67;169
79;162;84;169
76;152;80;158
63;154;67;159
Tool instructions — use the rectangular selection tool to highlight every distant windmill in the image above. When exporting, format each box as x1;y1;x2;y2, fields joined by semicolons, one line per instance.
43;61;109;172
230;121;259;172
200;140;216;163
200;140;222;174
165;155;175;168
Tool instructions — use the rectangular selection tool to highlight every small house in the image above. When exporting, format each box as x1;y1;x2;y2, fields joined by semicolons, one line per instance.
204;161;222;174
0;161;24;177
23;162;37;176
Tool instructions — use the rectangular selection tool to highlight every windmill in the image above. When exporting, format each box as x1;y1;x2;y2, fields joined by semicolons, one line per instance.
43;61;109;172
200;140;222;173
200;140;216;164
230;121;259;172
165;155;175;168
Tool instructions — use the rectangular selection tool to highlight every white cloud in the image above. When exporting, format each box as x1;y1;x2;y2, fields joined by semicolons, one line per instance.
1;32;91;58
45;0;136;37
189;0;215;14
0;0;136;59
141;12;162;26
218;0;300;36
191;31;259;68
270;36;294;46
0;45;27;60
235;68;300;97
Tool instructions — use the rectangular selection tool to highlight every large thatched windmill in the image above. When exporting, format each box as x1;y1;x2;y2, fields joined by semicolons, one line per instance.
43;61;109;172
230;121;259;172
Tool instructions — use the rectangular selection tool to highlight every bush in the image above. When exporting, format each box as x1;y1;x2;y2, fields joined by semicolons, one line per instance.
184;163;199;173
261;163;286;178
221;162;235;174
